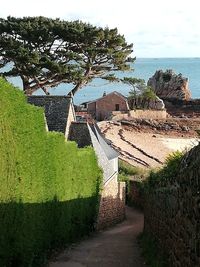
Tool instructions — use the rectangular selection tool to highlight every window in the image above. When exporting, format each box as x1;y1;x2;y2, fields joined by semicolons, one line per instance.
115;104;120;111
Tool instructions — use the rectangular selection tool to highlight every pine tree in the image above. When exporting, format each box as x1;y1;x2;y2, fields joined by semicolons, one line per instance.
0;17;134;95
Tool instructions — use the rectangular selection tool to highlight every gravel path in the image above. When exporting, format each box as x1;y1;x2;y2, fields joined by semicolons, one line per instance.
48;206;146;267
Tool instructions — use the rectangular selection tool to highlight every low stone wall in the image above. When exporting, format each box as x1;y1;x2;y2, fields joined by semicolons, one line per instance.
111;109;167;121
144;144;200;267
128;180;144;209
129;109;167;119
96;175;126;230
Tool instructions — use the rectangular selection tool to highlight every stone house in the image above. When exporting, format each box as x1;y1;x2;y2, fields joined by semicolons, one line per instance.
87;91;130;120
28;95;125;230
27;95;76;139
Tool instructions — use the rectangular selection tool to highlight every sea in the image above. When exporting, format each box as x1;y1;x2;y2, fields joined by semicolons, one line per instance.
8;58;200;105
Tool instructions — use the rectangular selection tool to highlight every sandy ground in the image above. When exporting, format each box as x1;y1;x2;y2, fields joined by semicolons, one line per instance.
48;207;145;267
98;121;199;168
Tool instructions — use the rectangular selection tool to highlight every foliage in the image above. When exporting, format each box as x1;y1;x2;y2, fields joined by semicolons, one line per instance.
0;79;102;267
0;16;134;95
139;232;168;267
118;160;149;206
145;151;184;190
122;77;145;98
119;160;146;176
119;159;143;177
142;86;157;102
122;77;157;109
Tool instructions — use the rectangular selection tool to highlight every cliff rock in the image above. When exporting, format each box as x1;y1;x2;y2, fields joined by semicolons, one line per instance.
148;69;191;100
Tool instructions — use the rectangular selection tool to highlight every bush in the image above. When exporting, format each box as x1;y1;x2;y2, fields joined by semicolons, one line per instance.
119;160;146;177
139;232;168;267
146;151;184;189
0;79;102;267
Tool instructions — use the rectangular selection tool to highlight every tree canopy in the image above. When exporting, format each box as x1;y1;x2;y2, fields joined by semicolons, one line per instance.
0;16;134;95
122;77;157;109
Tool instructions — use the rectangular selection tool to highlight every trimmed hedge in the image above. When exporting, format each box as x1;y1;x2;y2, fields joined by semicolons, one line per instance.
0;79;102;267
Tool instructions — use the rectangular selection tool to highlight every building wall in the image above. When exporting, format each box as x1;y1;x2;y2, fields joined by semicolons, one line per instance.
88;93;129;120
27;96;72;134
87;102;96;118
68;122;92;148
96;175;126;230
65;101;76;139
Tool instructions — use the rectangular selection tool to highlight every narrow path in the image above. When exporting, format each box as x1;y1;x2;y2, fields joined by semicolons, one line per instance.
49;207;146;267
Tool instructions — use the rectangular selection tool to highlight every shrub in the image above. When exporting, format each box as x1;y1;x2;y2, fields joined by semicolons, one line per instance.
119;160;146;177
139;232;168;267
146;151;184;189
0;79;102;267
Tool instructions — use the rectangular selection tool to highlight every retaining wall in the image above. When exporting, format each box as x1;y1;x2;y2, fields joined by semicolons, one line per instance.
112;109;167;121
96;175;126;230
144;144;200;267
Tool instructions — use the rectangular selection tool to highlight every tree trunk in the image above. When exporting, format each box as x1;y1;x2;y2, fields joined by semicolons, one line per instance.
68;81;85;96
67;67;91;96
41;86;50;95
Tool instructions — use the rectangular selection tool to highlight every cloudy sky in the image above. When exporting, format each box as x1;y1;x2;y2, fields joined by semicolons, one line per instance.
0;0;199;58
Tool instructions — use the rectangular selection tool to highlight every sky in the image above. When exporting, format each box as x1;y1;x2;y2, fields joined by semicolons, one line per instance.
0;0;200;58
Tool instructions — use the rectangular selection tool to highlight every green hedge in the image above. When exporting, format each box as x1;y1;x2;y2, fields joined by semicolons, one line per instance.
0;79;102;267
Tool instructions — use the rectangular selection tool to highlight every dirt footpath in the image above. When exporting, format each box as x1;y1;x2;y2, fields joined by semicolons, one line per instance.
48;207;146;267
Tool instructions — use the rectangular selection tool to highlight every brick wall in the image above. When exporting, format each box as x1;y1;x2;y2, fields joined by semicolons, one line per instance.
96;175;126;230
144;143;200;267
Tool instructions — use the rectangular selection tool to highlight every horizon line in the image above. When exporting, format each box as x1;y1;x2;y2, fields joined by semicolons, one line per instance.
135;57;200;59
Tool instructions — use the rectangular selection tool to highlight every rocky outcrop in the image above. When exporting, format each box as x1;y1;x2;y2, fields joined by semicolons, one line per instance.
148;69;191;100
149;96;165;110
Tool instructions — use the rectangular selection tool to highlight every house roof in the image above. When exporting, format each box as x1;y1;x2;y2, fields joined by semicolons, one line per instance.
88;91;127;104
27;96;73;134
68;122;119;160
90;123;119;160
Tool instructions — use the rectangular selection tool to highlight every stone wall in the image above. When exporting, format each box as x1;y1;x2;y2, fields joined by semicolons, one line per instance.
68;122;92;147
128;180;144;209
144;143;200;267
129;109;167;120
111;109;167;121
27;96;73;135
96;175;126;230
